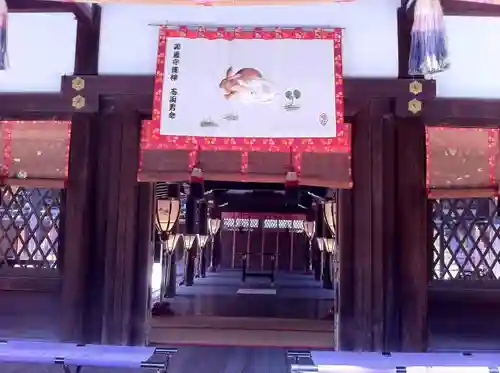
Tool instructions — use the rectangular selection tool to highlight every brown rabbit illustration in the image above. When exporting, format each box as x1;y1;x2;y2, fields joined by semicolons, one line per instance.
219;66;263;100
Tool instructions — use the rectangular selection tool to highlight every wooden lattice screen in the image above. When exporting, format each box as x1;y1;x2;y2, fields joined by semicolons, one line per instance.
0;186;62;269
431;198;500;280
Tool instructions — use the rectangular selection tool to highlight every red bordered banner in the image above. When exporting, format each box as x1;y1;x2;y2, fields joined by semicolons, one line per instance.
142;25;346;154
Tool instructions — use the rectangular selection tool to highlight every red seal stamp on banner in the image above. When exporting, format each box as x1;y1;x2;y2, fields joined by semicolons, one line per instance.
319;113;328;126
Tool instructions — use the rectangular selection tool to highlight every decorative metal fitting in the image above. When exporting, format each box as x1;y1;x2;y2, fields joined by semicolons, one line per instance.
72;95;86;110
409;80;422;95
71;77;85;91
408;98;422;114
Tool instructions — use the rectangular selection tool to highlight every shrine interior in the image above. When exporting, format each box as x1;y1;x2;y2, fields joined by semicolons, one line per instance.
149;181;339;348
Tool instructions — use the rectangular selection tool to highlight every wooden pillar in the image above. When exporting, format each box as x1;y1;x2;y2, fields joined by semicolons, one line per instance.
396;116;428;351
209;206;222;272
166;248;177;298
351;101;373;351
322;250;333;289
378;113;399;351
61;113;95;342
97;98;141;344
82;96;145;345
347;99;397;351
313;205;324;281
198;200;208;278
165;184;180;298
60;8;102;342
211;230;222;271
130;182;155;345
62;97;151;345
304;206;315;273
338;189;355;350
184;195;197;286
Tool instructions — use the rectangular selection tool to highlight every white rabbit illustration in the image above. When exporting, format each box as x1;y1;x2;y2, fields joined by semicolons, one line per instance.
219;66;278;104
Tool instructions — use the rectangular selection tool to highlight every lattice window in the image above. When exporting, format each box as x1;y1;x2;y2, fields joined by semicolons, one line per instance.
223;218;236;229
264;219;304;231
223;217;258;231
292;219;304;232
278;219;293;229
0;186;62;270
264;219;278;229
431;198;500;280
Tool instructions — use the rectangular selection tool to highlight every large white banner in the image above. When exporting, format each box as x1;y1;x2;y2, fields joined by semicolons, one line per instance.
152;26;343;153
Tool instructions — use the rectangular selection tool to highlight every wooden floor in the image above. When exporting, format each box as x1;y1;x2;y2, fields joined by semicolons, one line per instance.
151;268;335;347
155;268;333;319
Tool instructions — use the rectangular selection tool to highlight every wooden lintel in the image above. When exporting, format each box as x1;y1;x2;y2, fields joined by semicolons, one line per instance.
442;0;500;16
0;93;75;116
56;75;436;117
7;0;94;25
425;98;500;125
61;75;436;100
5;76;500;123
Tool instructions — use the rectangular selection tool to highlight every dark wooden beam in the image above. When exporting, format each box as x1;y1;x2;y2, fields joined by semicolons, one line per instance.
425;98;500;125
7;0;94;25
204;180;328;196
58;75;435;117
442;0;500;16
74;5;101;75
62;75;436;101
0;76;435;116
397;3;420;79
0;94;70;117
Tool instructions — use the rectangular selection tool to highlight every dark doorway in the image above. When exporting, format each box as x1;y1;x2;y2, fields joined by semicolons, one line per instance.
150;185;338;348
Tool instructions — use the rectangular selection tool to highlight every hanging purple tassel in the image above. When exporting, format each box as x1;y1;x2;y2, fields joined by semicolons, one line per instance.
0;0;7;70
409;0;449;76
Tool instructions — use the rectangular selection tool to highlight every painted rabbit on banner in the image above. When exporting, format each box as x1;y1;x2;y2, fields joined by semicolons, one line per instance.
219;66;278;104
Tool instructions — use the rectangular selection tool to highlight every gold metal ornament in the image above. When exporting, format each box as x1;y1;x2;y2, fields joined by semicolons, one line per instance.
409;80;422;95
71;77;85;91
408;98;422;114
16;171;27;179
72;95;86;110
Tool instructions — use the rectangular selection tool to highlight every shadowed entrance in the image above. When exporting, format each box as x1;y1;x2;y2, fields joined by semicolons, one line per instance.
150;183;338;348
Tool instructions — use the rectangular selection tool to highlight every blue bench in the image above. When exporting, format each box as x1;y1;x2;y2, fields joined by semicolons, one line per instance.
287;350;500;373
0;340;177;373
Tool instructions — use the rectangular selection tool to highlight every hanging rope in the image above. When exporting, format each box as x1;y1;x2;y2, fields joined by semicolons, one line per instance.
0;0;7;70
409;0;449;77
